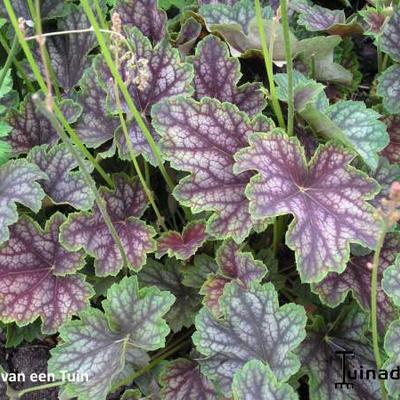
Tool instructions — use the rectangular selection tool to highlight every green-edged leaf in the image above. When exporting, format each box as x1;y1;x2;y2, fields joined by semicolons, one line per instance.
60;174;155;276
153;97;273;242
0;159;47;244
27;144;95;210
234;131;380;283
193;281;307;395
377;64;400;115
201;239;267;315
0;213;92;333
7;96;81;155
175;17;202;57
138;259;200;332
383;319;400;397
314;233;400;331
298;306;380;399
371;157;400;207
156;221;207;260
381;8;400;62
383;255;400;306
49;276;175;400
191;35;266;116
159;358;217;399
232;360;298;400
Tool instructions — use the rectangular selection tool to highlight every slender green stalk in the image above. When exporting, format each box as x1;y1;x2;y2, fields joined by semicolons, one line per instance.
81;0;175;193
3;0;113;187
370;228;388;400
93;0;108;31
280;0;294;136
13;381;64;398
0;33;34;91
254;0;286;129
0;35;18;86
113;50;167;230
35;98;130;269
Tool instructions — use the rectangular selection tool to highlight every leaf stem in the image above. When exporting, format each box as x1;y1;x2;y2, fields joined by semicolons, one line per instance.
280;0;294;136
81;0;175;193
13;381;64;398
370;227;388;400
0;35;18;87
254;0;286;129
3;0;114;187
34;98;130;270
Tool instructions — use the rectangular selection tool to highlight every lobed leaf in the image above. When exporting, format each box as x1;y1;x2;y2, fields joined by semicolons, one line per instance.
175;17;202;57
382;255;400;306
193;281;307;395
377;65;400;115
60;174;155;276
27;144;95;210
201;239;267;315
49;276;175;400
0;213;92;334
0;159;47;244
191;35;266;116
232;360;298;400
153;97;273;242
234;130;381;283
182;254;218;289
138;259;200;332
156;220;207;260
314;233;400;331
381;116;400;163
381;8;400;62
159;358;217;399
383;319;400;397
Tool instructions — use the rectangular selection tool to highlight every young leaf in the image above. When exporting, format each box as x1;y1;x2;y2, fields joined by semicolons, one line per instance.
193;281;307;396
159;358;217;399
175;17;202;57
314;233;400;331
232;360;298;400
74;62;119;151
153;97;273;242
156;221;207;260
0;213;92;334
382;116;400;163
138;259;200;332
201;239;267;315
234;131;381;283
191;35;266;116
113;0;167;43
381;8;400;62
360;7;388;36
98;27;193;164
27;144;95;211
60;174;156;276
383;318;400;397
33;5;97;91
0;159;47;244
377;65;400;115
298;306;380;399
49;276;175;400
7;96;81;155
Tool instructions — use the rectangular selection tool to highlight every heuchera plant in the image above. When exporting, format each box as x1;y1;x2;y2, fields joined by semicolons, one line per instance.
0;0;400;399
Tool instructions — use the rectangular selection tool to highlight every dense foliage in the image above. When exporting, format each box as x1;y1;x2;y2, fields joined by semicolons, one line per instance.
0;0;399;399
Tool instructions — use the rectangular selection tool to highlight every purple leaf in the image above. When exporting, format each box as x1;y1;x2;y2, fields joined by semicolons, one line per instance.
381;9;400;62
49;276;174;400
153;97;273;242
98;27;193;164
191;35;265;116
377;65;400;115
74;61;119;151
0;0;66;22
199;0;237;5
7;96;81;155
234;130;381;283
160;359;217;400
360;8;388;35
156;221;207;260
60;174;156;276
314;233;400;332
201;239;267;315
34;5;97;91
138;258;200;332
193;281;307;396
175;17;202;57
381;116;400;163
27;144;95;211
0;159;47;244
113;0;167;43
0;213;93;334
298;305;380;399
